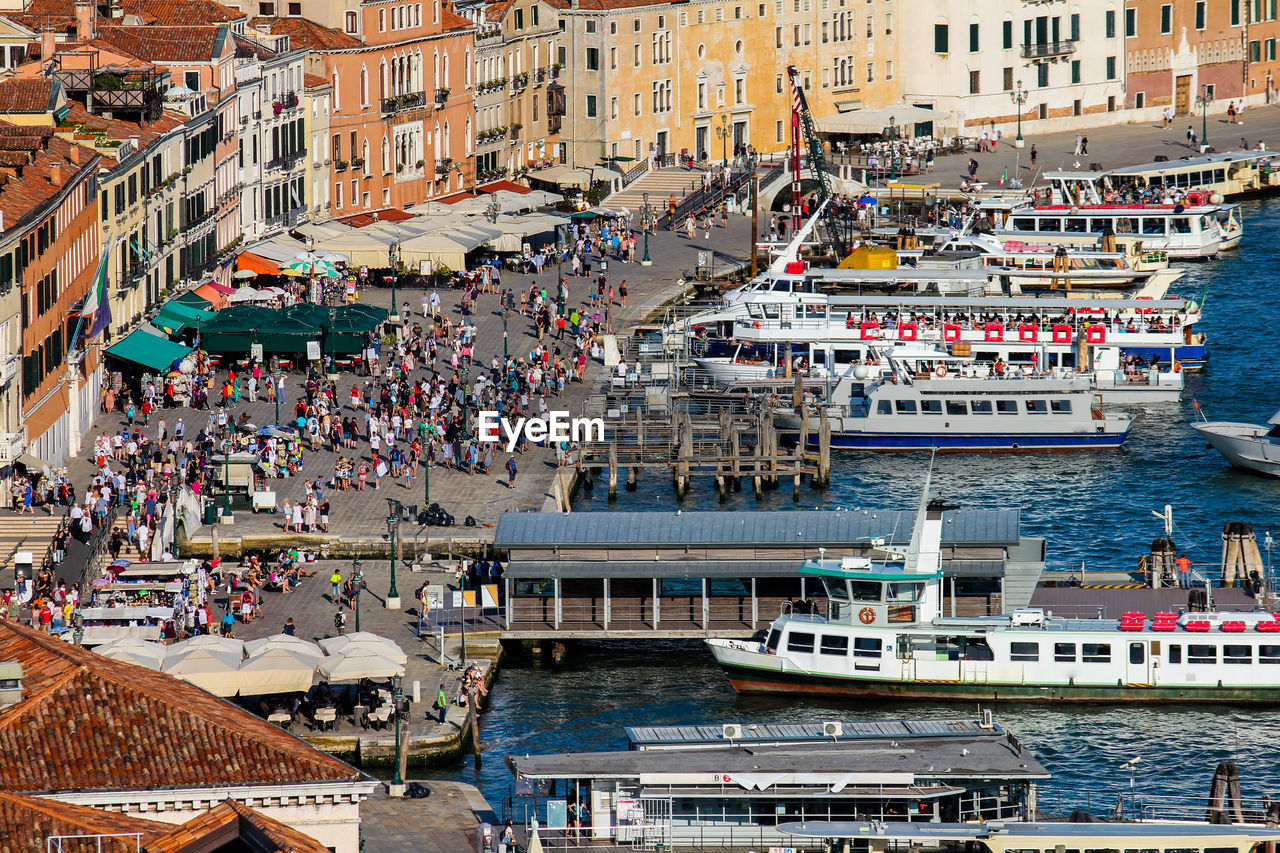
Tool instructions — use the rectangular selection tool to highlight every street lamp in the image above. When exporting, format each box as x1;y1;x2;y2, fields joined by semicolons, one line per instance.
1196;84;1211;151
502;313;509;359
641;191;652;266
485;197;500;224
385;499;402;610
715;113;730;167
389;673;406;796
388;241;400;326
1010;80;1028;149
352;558;362;632
272;367;280;426
887;116;898;181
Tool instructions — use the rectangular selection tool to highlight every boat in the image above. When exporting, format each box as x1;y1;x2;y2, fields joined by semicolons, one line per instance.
773;361;1133;451
1192;409;1280;477
705;472;1280;701
1105;149;1280;200
779;820;1280;853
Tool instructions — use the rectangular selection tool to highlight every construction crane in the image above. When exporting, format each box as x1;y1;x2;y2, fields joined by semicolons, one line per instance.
786;65;847;256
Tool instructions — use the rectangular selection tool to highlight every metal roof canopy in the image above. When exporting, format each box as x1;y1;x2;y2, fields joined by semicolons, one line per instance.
777;820;1280;841
503;557;1008;580
1108;149;1277;175
626;718;999;749
495;508;1021;551
815;294;1188;309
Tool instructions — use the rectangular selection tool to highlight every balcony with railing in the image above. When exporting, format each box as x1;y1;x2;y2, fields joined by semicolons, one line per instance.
435;157;453;176
434;87;451;105
476;25;502;43
381;91;428;114
265;208;304;229
1021;39;1076;59
0;429;25;462
266;150;306;171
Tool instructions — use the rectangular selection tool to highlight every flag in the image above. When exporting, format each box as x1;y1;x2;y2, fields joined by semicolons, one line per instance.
80;239;114;339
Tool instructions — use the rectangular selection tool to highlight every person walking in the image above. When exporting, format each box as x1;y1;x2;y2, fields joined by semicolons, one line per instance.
504;454;518;489
1079;134;1088;155
1073;134;1083;156
1029;144;1038;169
434;683;449;723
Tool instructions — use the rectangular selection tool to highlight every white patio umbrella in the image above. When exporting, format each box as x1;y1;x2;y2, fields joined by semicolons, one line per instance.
161;648;241;697
244;634;323;666
318;632;408;664
169;635;245;658
96;639;166;670
237;648;317;696
317;646;405;684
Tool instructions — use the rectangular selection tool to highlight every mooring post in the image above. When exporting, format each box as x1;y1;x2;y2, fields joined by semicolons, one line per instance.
818;406;832;487
626;466;637;490
608;441;618;498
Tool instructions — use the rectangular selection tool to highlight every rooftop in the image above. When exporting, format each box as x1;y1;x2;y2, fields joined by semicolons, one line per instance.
250;16;362;50
0;621;363;795
626;718;1004;749
778;820;1280;842
92;24;229;62
0;122;97;228
0;78;62;114
495;508;1022;550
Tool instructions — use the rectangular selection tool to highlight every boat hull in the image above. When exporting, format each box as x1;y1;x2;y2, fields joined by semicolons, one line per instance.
787;429;1129;452
717;659;1280;703
1192;421;1280;477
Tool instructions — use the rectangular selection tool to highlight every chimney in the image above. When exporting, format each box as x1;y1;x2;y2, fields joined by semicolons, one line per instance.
69;144;83;164
74;0;95;41
48;162;64;186
0;661;23;712
40;28;54;62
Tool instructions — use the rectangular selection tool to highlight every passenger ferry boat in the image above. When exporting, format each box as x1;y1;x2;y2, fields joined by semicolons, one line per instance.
707;478;1280;701
1106;149;1280;200
991;171;1244;259
773;362;1133;450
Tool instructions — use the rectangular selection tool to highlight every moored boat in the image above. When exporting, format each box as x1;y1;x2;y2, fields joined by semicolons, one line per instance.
1193;409;1280;477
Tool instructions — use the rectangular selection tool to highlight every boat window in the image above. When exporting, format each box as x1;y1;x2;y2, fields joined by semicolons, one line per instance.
1065;217;1088;232
1171;217;1192;234
921;399;943;415
996;400;1018;414
1188;644;1216;664
1010;641;1039;662
853;637;882;657
1038;218;1062;232
1141;218;1166;235
766;628;781;652
887;582;924;603
1168;644;1182;664
1082;642;1111;663
1116;217;1138;234
1259;644;1280;663
1129;642;1145;664
803;304;827;319
877;400;893;415
1223;645;1251;664
1025;399;1048;414
820;634;850;656
1086;849;1122;853
746;304;764;319
1012;217;1036;231
1124;848;1159;853
771;278;791;292
1090;218;1114;232
1164;848;1200;853
834;349;858;364
972;400;993;414
1051;399;1073;414
1204;847;1238;853
895;400;918;414
786;632;816;654
763;303;781;319
849;581;882;602
946;400;967;415
811;349;826;366
1054;642;1076;662
1214;168;1226;182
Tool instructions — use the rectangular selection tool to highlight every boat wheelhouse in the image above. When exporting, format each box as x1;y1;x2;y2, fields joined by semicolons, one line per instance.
707;483;1280;701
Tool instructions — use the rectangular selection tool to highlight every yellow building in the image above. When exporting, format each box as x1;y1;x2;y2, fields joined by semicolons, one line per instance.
302;71;333;219
554;0;900;169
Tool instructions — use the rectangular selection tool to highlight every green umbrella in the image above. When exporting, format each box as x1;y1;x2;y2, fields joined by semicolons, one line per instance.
285;255;339;278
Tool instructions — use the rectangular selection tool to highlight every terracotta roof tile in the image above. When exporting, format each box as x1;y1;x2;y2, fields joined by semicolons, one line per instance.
302;72;329;89
441;7;475;29
0;78;59;114
63;102;187;150
0;121;96;227
92;24;225;62
250;16;361;50
0;791;170;853
126;0;246;24
0;622;363;795
224;800;334;852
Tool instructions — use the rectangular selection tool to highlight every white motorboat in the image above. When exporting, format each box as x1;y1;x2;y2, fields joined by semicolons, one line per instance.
1193;410;1280;477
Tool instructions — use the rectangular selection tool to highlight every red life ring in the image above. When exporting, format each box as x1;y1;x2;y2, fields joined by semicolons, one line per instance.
935;364;948;377
860;321;881;340
1136;296;1154;314
1018;324;1037;343
1051;324;1072;343
859;607;876;624
1086;325;1106;344
984;323;1004;342
898;322;918;341
943;323;961;342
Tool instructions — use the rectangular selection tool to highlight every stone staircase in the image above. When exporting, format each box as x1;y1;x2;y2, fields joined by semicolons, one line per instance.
0;510;65;575
606;167;706;212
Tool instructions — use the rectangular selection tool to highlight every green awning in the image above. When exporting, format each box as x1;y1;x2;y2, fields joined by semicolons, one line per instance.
172;291;213;310
105;328;193;372
153;300;217;334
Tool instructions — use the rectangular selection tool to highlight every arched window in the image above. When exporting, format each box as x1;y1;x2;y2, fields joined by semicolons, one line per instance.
433;50;440;90
360;66;368;106
443;120;450;158
332;71;340;110
442;54;450;89
464;49;471;86
362;138;370;173
379;59;387;100
464;116;472;154
381;135;389;172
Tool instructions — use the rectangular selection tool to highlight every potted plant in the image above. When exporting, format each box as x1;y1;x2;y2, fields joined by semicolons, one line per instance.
416;158;425;167
352;156;365;168
397;162;405;172
272;101;283;115
336;159;349;170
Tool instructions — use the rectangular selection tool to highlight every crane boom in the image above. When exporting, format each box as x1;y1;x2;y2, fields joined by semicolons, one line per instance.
786;65;846;256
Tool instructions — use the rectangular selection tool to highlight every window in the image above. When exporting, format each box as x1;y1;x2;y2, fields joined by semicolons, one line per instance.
1195;0;1206;28
968;70;980;94
895;400;917;414
1010;642;1039;662
258;1;273;13
877;400;892;415
1082;643;1111;663
853;637;882;657
1070;60;1081;84
996;399;1018;414
969;22;979;51
1270;39;1278;61
1037;63;1049;87
532;5;538;24
608;18;615;32
584;19;595;32
585;95;597;117
1129;642;1145;665
946;399;968;415
1232;0;1241;25
585;47;599;70
1222;645;1252;664
610;96;618;118
1160;4;1171;33
1054;642;1076;662
1188;644;1217;664
344;9;357;31
934;23;948;53
921;399;943;415
1051;399;1073;414
1002;19;1012;48
1105;9;1115;37
1105;55;1116;80
1260;645;1280;663
1125;7;1136;36
514;7;523;26
820;635;850;655
1251;39;1262;62
1025;399;1048;414
610;46;617;68
787;632;816;653
866;62;873;82
633;93;641;115
971;399;993;414
1003;66;1014;91
776;120;784;143
1169;644;1182;664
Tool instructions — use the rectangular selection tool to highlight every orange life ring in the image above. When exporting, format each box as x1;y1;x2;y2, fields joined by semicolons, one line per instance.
1174;361;1182;372
859;607;876;624
752;321;761;329
935;364;948;377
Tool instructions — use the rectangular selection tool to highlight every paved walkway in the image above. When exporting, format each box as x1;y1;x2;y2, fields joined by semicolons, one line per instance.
931;102;1280;189
64;220;752;547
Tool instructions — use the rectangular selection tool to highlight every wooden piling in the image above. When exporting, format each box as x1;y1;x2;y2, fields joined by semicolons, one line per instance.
818;407;831;487
608;441;618;498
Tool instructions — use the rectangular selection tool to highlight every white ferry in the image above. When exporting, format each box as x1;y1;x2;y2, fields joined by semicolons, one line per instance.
1106;149;1280;200
706;476;1280;701
773;362;1133;451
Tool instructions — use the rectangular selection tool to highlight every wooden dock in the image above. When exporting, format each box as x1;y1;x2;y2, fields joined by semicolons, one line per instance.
577;408;831;501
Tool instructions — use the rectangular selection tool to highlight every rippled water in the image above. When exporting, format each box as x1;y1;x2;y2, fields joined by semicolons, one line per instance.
432;198;1280;814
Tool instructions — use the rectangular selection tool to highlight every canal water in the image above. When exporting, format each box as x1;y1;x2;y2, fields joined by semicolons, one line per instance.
434;197;1280;814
